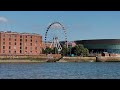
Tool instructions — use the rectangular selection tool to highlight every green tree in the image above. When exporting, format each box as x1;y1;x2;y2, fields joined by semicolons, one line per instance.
52;47;58;54
61;45;69;56
42;47;52;54
73;45;80;56
72;44;89;56
82;48;89;56
78;44;84;55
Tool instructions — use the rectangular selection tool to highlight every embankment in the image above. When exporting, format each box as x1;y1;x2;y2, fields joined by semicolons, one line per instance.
0;60;47;63
96;56;120;62
1;54;120;62
0;54;61;63
63;56;120;62
0;55;97;63
63;57;96;62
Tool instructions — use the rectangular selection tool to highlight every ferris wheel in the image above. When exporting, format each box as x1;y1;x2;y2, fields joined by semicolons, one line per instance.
45;22;67;53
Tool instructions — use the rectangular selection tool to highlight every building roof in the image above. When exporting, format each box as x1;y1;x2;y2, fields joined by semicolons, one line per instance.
75;39;120;44
0;31;41;36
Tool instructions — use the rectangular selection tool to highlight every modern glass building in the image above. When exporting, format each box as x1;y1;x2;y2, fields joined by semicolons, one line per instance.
75;39;120;54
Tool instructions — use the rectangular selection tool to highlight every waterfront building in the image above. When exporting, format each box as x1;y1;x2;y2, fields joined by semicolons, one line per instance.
0;31;42;55
75;39;120;54
42;41;53;49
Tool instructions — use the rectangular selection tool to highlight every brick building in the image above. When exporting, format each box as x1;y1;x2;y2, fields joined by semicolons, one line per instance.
0;31;42;55
42;42;53;49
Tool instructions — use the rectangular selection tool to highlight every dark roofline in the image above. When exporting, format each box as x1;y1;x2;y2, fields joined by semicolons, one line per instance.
74;39;120;42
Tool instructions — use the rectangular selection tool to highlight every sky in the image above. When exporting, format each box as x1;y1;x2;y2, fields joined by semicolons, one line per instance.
0;11;120;41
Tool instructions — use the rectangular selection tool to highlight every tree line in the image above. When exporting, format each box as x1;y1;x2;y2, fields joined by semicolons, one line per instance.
42;44;89;57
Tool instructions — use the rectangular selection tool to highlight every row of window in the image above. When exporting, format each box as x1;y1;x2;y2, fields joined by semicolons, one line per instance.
3;42;16;45
3;35;33;38
3;35;41;41
3;46;17;49
3;38;15;41
2;35;17;38
3;50;17;54
3;38;38;43
3;46;38;50
2;50;38;54
3;42;37;46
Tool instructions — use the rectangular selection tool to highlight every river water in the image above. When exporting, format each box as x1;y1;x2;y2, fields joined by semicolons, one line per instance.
0;62;120;79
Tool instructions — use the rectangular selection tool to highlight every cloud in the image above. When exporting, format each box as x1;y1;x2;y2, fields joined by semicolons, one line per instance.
0;17;8;23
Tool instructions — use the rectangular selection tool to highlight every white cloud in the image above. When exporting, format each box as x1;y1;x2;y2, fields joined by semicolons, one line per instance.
0;17;8;23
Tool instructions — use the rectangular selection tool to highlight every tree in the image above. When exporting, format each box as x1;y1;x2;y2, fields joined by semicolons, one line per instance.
42;47;52;55
52;47;58;54
82;48;89;56
73;45;80;56
78;44;84;55
71;44;89;56
61;45;69;56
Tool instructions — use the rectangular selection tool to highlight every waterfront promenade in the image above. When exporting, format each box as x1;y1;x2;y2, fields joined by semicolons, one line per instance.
0;55;120;63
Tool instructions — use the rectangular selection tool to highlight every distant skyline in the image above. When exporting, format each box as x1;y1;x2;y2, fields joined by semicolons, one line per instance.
0;11;120;41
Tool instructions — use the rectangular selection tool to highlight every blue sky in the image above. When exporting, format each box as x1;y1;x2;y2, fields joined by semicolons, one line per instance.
0;11;120;41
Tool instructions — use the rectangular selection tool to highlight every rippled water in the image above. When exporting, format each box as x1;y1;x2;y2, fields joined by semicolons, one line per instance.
0;62;120;79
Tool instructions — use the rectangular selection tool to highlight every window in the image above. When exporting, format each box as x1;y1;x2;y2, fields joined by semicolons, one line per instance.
30;36;32;38
14;51;16;54
20;47;22;49
36;40;37;43
3;38;5;41
9;46;11;49
30;51;32;53
31;39;32;42
20;39;22;42
25;51;27;53
20;43;22;45
15;42;16;45
9;38;11;41
15;39;16;41
20;50;22;53
9;42;11;45
3;42;5;45
26;36;27;38
9;50;11;53
3;46;5;49
25;47;27;49
25;39;27;42
20;35;22;38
